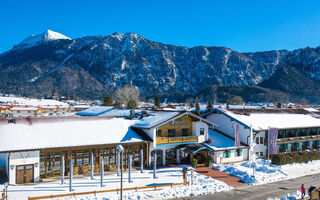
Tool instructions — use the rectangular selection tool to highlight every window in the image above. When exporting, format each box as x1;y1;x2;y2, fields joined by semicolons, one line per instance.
28;111;31;113
223;150;230;158
17;111;20;113
259;152;263;156
168;129;176;137
235;149;242;157
200;128;205;135
182;129;188;136
256;137;264;144
156;130;162;137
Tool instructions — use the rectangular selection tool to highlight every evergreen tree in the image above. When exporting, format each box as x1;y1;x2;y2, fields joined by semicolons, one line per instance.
155;96;160;108
195;100;200;115
103;94;113;106
127;99;137;109
113;102;123;108
277;102;282;108
207;99;213;111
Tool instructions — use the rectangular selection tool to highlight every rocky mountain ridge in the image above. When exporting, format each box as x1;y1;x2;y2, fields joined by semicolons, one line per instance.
0;30;319;103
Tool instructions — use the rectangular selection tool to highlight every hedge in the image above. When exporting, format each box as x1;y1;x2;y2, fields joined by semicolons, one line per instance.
270;150;320;165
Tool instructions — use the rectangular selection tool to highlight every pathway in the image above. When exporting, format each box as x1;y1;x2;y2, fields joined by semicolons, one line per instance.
176;172;320;200
195;164;246;187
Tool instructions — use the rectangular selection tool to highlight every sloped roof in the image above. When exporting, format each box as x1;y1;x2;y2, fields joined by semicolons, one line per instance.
133;111;217;129
76;106;114;116
203;108;320;131
0;117;145;152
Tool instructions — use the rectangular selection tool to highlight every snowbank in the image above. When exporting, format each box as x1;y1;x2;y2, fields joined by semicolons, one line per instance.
0;166;232;200
267;190;306;200
212;159;320;186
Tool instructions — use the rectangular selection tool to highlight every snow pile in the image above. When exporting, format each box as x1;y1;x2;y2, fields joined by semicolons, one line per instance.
280;159;320;179
212;159;288;185
267;190;305;200
1;166;232;200
213;159;320;186
59;168;232;200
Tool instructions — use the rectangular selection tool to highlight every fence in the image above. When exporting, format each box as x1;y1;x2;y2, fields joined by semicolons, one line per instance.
28;182;189;200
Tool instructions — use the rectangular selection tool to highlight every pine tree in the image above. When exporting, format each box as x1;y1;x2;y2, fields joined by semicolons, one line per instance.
127;99;137;109
195;100;200;115
113;102;123;108
155;96;160;108
207;99;213;111
103;94;113;106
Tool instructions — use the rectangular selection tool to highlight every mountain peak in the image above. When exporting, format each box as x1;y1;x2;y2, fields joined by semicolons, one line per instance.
13;30;71;50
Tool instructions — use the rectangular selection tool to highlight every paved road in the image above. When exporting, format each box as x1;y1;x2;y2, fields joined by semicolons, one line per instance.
176;173;320;200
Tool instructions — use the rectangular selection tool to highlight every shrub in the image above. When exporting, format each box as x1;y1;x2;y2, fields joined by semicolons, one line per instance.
270;150;320;165
204;156;213;165
191;158;198;168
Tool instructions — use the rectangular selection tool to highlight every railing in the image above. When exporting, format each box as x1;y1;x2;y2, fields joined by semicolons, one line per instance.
277;135;319;144
156;136;198;144
28;182;189;200
265;135;320;144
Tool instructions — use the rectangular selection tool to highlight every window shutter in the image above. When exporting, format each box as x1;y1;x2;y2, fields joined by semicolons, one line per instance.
228;150;231;158
223;151;226;158
240;149;242;156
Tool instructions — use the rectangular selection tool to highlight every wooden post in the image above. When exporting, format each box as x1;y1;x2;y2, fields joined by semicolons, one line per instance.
100;157;104;187
153;151;157;179
69;159;73;192
117;151;120;176
61;154;65;184
128;155;132;183
140;148;143;173
91;151;94;180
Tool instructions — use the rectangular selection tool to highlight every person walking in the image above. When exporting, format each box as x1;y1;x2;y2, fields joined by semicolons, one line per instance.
301;184;306;199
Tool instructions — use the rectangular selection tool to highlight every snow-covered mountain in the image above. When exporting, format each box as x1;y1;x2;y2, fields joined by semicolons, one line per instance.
13;30;71;50
0;30;319;102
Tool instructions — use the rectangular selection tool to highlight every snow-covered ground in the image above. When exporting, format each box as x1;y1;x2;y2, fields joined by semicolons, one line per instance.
0;165;232;200
212;159;320;185
267;190;306;200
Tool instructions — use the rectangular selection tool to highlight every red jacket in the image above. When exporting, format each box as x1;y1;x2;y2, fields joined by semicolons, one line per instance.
301;185;305;193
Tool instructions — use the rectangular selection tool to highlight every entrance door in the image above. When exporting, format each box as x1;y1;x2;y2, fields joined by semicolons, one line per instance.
16;164;34;184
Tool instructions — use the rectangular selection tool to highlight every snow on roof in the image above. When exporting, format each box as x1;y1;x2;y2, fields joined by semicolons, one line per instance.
76;106;114;116
205;130;244;150
11;107;39;111
133;111;182;128
0;97;68;106
99;109;148;117
221;109;320;131
0;117;144;152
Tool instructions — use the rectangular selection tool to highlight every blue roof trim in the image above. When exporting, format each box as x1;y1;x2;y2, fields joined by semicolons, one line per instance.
156;141;199;146
193;146;214;153
202;108;255;132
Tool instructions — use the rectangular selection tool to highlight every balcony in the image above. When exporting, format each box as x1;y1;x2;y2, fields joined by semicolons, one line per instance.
156;136;201;145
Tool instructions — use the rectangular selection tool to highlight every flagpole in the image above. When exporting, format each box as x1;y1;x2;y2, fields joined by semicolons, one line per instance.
250;124;253;176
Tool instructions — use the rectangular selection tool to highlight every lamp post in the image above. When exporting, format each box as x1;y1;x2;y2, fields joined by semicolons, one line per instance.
117;145;124;200
4;182;8;200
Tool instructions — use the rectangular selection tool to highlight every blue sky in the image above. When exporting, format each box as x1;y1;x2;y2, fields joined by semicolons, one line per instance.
1;0;320;53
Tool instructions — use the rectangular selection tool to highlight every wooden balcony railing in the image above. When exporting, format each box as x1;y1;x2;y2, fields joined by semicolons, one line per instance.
156;136;198;144
265;135;320;144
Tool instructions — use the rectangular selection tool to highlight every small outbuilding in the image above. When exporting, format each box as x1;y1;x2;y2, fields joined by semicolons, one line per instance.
308;186;320;200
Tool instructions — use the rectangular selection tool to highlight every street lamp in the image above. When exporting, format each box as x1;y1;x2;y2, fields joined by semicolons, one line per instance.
117;145;124;200
4;182;8;200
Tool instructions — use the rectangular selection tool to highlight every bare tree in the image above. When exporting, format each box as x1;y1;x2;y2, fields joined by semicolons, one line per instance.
114;85;140;105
